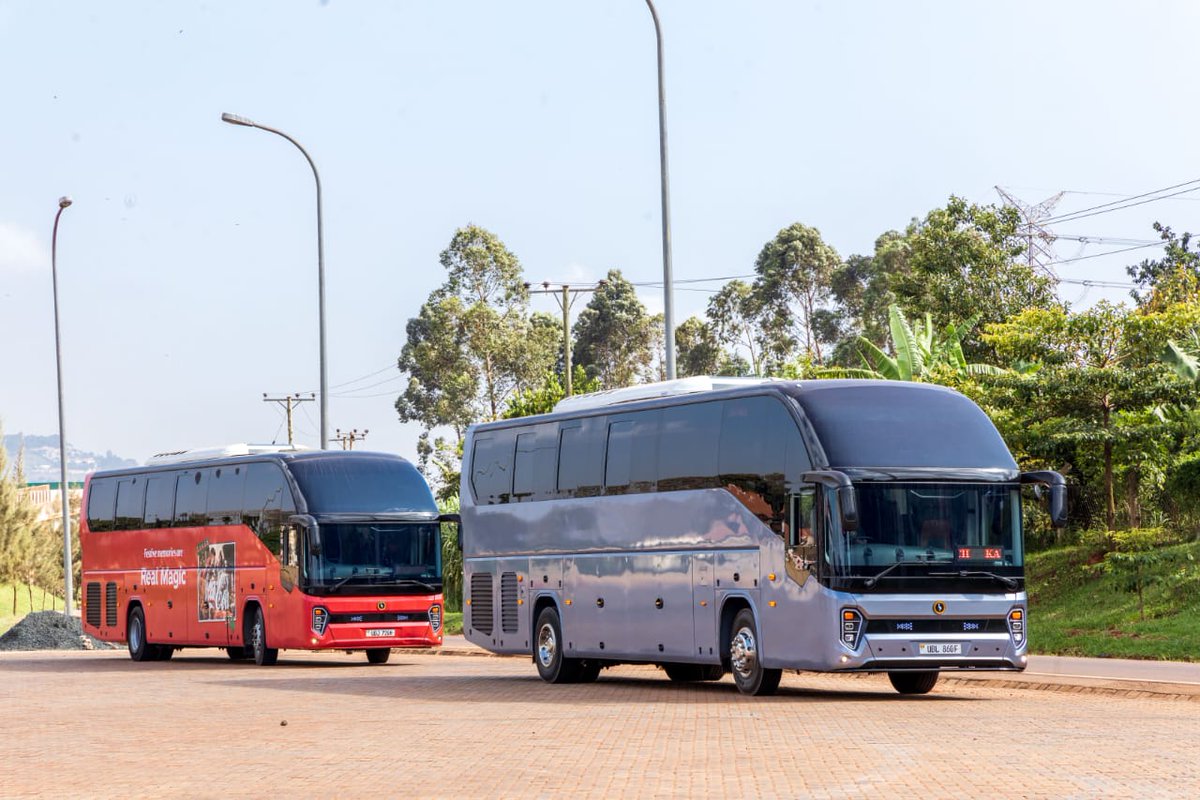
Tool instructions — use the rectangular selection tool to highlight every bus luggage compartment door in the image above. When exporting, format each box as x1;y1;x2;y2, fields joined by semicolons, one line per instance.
692;553;718;659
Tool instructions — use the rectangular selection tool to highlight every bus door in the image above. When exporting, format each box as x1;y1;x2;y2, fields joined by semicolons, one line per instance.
692;553;718;658
785;488;819;586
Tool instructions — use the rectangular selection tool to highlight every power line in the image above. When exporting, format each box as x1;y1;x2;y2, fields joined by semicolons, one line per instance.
1044;178;1200;225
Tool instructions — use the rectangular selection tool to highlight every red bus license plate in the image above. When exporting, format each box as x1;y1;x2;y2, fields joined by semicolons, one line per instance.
365;629;394;638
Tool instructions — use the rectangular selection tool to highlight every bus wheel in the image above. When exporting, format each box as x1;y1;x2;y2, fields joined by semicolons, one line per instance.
729;609;782;696
249;607;279;666
225;646;248;660
127;606;157;662
366;648;391;665
534;606;582;683
888;671;939;695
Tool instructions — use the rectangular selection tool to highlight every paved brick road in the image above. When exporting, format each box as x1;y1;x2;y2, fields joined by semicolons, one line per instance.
2;649;1198;799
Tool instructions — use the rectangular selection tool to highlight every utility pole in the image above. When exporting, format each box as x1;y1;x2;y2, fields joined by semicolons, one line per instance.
525;280;605;396
263;392;315;446
334;428;369;450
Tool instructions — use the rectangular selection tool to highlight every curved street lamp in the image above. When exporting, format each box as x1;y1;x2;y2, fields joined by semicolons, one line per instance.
51;195;74;616
644;0;676;380
221;112;329;449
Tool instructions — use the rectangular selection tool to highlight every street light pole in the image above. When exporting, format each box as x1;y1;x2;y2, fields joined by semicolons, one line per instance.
644;0;676;380
222;112;329;449
51;196;74;616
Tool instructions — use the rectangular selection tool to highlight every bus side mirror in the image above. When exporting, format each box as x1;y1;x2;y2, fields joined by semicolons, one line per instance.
290;514;321;556
1021;471;1067;529
439;513;463;551
838;486;859;533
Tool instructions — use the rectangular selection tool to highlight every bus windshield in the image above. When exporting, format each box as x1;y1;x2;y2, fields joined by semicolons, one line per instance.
288;456;436;514
309;522;442;593
831;483;1023;578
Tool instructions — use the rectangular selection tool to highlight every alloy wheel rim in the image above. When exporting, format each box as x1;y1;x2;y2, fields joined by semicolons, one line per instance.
731;626;757;678
537;623;557;668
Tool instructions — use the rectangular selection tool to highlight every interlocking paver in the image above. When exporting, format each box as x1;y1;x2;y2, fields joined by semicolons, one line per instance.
1;648;1198;798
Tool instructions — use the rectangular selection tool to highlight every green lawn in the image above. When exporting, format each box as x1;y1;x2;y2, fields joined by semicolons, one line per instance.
1026;540;1200;661
443;610;463;636
0;583;67;636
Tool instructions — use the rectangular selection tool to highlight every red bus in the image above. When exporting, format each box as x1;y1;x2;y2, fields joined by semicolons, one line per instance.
80;446;451;665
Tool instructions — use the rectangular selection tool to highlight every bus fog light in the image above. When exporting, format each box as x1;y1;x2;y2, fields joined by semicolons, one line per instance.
312;607;329;635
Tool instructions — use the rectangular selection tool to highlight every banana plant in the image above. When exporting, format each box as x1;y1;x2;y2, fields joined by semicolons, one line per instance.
1163;331;1200;385
855;305;1006;381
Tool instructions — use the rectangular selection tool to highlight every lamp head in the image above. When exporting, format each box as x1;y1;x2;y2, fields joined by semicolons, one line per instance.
221;112;256;127
58;196;72;209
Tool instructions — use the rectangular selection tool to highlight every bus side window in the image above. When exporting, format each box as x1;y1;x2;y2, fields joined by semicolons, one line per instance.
86;478;118;533
243;462;294;556
173;469;210;527
114;477;146;531
785;488;818;584
143;474;177;529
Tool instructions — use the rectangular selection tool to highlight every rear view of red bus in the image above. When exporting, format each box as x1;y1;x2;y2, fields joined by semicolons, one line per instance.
80;446;450;664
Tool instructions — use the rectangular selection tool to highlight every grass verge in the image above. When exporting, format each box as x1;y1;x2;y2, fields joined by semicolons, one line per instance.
0;583;67;636
1026;540;1200;661
443;610;463;636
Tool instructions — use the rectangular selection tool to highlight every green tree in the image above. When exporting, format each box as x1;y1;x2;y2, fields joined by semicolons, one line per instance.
501;368;601;419
855;306;1004;382
439;495;463;612
674;317;723;378
983;302;1190;531
750;223;842;365
572;269;655;389
706;280;767;376
0;426;42;611
886;196;1060;358
1127;223;1200;309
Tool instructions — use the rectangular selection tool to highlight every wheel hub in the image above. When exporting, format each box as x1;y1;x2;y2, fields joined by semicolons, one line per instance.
537;623;557;668
731;627;757;677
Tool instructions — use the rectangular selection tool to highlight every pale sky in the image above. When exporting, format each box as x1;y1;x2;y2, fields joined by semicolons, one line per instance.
3;0;1198;465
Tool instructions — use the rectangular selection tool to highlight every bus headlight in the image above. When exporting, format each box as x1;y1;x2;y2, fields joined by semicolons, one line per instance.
312;606;329;635
840;608;864;650
1007;607;1025;646
429;604;442;634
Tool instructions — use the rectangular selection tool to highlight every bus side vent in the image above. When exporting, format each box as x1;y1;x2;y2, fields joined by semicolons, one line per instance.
85;583;102;628
500;572;519;634
470;572;494;636
105;582;119;627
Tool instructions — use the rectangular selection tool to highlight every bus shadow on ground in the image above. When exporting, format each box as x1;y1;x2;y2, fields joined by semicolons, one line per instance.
208;669;981;705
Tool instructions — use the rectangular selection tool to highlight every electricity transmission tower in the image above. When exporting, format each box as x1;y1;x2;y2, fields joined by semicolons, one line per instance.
995;187;1065;277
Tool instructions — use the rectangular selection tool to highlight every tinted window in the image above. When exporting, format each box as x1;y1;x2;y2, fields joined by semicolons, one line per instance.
174;469;209;526
114;477;146;531
207;465;246;526
513;428;557;501
604;411;659;494
289;456;434;514
557;420;604;498
143;474;177;529
86;478;117;533
799;384;1018;470
243;461;295;556
471;434;515;504
658;401;723;492
719;396;810;531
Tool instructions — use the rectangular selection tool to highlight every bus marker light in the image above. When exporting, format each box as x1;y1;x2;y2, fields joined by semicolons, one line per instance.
768;601;777;607
768;573;776;582
311;637;318;645
517;598;524;605
700;600;708;607
466;599;471;605
565;599;573;605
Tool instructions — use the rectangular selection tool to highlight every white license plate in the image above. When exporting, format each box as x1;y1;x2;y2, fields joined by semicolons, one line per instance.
918;642;962;656
365;629;394;638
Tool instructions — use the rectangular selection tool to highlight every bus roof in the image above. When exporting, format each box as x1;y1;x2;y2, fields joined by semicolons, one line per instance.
88;448;416;480
146;443;310;465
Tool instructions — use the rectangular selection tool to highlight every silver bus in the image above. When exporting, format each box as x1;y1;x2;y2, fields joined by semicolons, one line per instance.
459;378;1065;695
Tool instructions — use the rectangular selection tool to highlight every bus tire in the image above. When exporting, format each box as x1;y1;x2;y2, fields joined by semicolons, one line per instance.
366;648;391;665
127;606;157;662
888;671;939;695
249;606;279;666
729;608;782;696
533;606;582;684
225;646;248;660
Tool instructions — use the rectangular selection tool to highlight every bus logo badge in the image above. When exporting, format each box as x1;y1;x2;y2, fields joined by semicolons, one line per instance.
377;602;386;611
933;601;946;615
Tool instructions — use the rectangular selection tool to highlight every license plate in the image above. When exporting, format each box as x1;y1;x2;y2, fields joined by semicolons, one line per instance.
918;642;962;656
365;629;394;638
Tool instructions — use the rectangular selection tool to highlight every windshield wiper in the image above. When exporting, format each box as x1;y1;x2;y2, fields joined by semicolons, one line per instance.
929;570;1020;590
390;578;437;592
329;573;372;591
862;560;947;589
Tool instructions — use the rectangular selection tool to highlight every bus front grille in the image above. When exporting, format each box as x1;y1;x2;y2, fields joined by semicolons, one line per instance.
105;583;119;627
470;573;494;636
500;572;519;634
85;583;102;628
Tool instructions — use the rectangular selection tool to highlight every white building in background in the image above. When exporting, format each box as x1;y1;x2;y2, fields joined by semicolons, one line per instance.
19;483;83;523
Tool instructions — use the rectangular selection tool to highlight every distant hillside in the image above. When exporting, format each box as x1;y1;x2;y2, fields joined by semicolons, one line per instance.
2;434;137;483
